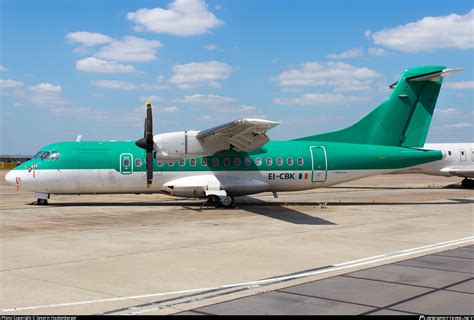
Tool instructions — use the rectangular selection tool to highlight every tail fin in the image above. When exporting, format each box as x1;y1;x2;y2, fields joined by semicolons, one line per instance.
294;65;462;147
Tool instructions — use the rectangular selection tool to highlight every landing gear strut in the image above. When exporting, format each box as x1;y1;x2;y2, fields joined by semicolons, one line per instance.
461;178;474;189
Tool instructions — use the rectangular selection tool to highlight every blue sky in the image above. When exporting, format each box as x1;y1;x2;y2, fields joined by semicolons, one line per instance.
1;0;473;154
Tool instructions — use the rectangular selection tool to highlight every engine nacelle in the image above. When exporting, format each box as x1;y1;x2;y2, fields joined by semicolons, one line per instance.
153;131;227;161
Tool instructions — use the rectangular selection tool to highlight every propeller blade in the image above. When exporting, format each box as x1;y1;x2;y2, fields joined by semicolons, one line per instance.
135;100;155;188
146;150;153;188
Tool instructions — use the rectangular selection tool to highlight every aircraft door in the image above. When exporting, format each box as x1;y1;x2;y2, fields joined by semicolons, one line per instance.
120;153;133;174
310;146;327;182
460;149;466;162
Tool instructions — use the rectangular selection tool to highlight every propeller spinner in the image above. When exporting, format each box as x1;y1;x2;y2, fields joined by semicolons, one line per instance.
135;100;154;188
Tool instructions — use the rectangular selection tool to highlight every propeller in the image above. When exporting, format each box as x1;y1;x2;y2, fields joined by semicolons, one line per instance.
135;100;154;188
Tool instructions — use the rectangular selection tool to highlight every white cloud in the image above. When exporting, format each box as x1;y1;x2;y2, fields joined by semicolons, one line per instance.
0;79;24;88
29;83;61;93
367;47;388;56
169;61;233;89
271;62;380;91
25;84;69;108
205;43;217;50
444;122;472;128
174;94;237;104
445;81;474;90
161;106;180;113
435;108;460;117
327;48;364;59
91;80;137;90
0;65;7;72
139;95;165;103
127;0;223;36
66;31;113;46
96;36;162;62
371;9;474;52
273;93;363;107
76;57;136;73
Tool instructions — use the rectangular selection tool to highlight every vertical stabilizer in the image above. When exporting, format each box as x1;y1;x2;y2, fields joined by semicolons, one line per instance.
295;66;460;147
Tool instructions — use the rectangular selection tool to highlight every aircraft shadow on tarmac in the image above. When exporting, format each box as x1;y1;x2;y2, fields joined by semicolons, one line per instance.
41;197;473;225
42;197;473;208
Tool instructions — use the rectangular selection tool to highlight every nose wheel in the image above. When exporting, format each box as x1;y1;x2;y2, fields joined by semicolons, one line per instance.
36;199;49;205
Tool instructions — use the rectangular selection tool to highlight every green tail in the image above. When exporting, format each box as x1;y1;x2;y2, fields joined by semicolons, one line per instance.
294;65;447;147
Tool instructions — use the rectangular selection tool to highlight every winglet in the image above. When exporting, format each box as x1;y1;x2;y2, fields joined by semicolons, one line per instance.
146;100;151;106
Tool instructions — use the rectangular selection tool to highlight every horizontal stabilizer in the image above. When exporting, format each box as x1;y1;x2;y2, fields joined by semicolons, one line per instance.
389;68;464;89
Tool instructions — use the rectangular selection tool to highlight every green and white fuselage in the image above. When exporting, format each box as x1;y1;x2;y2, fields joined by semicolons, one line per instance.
7;140;442;197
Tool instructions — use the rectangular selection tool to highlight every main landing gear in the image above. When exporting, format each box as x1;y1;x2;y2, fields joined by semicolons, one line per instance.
201;195;235;209
461;178;474;189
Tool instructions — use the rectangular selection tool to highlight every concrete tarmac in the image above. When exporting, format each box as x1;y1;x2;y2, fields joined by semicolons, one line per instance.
0;171;472;314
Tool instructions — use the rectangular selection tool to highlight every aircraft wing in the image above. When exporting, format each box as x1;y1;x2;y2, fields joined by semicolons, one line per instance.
196;118;279;152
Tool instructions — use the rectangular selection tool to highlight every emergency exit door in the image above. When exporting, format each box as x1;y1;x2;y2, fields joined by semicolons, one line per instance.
310;146;327;182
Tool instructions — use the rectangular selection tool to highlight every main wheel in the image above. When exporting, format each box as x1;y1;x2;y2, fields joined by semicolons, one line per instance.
461;178;474;189
219;196;235;208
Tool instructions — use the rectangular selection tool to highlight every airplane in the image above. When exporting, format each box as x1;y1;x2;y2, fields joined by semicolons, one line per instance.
393;143;474;188
4;65;464;207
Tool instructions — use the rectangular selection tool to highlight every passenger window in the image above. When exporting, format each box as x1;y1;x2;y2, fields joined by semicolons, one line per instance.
212;158;219;166
276;157;283;166
297;157;304;166
190;158;196;166
123;158;130;167
201;158;208;166
179;159;185;166
223;158;230;166
244;157;252;166
157;161;164;167
167;161;174;167
234;158;241;166
448;151;452;156
135;158;142;166
41;151;51;160
287;157;294;166
266;157;273;166
51;151;60;160
255;158;262;166
471;150;474;162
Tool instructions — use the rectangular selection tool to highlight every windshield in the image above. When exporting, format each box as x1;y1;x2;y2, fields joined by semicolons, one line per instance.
41;151;51;160
33;151;45;159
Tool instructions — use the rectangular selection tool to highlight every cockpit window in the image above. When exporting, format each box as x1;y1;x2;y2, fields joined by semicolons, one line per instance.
33;151;45;159
41;151;51;160
51;151;60;160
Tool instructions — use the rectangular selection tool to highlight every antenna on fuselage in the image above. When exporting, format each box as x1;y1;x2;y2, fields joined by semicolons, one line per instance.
76;135;82;142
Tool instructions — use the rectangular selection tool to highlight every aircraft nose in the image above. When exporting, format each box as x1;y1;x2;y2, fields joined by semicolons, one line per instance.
5;170;16;186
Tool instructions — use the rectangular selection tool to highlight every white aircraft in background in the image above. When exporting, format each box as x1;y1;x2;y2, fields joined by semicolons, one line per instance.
394;143;474;188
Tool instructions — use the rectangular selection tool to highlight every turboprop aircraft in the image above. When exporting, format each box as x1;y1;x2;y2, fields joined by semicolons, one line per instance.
393;143;474;188
5;65;463;207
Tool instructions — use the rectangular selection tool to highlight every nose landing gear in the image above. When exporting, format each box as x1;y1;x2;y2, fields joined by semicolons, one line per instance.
34;192;50;205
